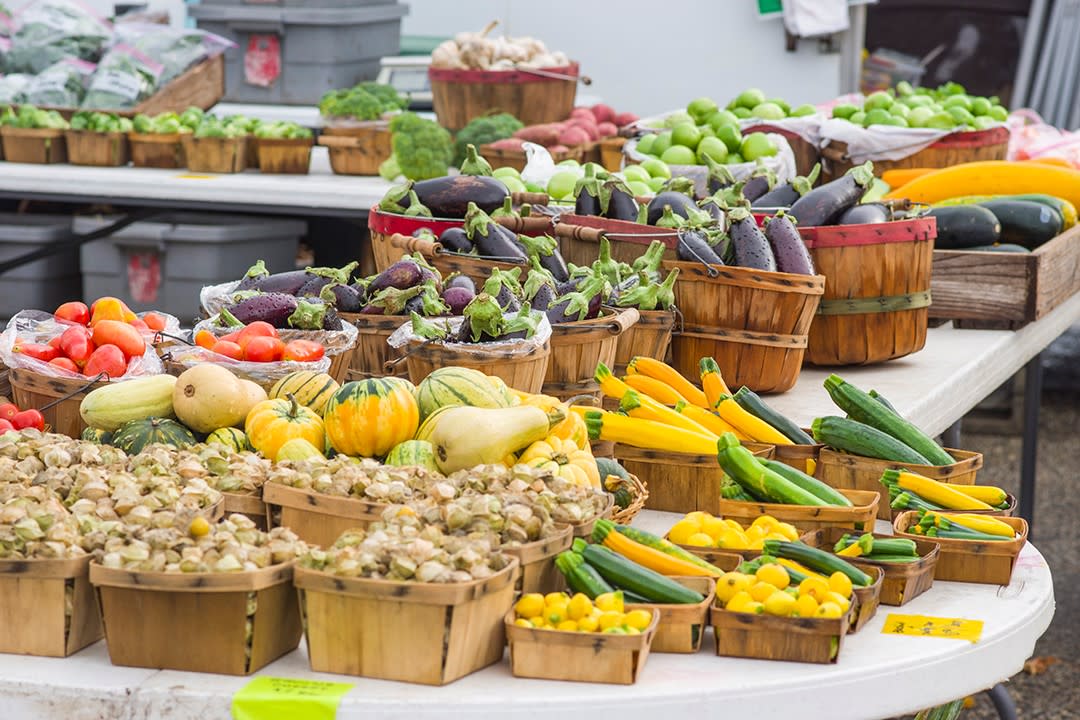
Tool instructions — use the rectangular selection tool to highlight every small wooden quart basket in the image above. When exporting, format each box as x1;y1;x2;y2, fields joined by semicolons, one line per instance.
128;132;185;168
0;127;68;164
0;555;102;657
10;367;108;439
182;135;247;173
505;606;659;684
222;490;268;530
717;488;880;535
256;137;313;174
501;524;573;594
626;576;716;653
800;527;940;607
294;558;520;685
711;599;852;664
89;561;301;675
893;512;1028;585
569;493;614;539
263;483;386;548
344;312;407;380
65;130;130;166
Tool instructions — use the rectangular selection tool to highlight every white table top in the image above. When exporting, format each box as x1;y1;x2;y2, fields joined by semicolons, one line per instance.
0;513;1054;720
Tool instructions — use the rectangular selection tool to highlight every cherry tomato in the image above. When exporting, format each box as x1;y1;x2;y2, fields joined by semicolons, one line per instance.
211;340;244;360
12;409;45;431
219;330;241;344
236;322;278;350
47;335;63;350
55;301;90;326
59;325;95;368
282;339;326;363
14;342;60;363
194;330;217;350
142;312;167;332
0;403;19;423
90;297;137;326
91;320;146;360
129;318;150;333
0;419;14;434
84;344;128;379
243;336;285;363
49;357;81;373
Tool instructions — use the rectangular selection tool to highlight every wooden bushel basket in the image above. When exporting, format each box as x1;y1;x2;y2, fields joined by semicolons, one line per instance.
502;524;573;594
625;576;715;654
820;126;1009;181
599;136;628;172
505;606;659;684
816;447;983;521
0;127;67;164
717;488;880;534
711;601;852;664
543;307;639;402
429;63;580;133
319;125;392;176
256;137;313;174
743;123;819;176
222;490;268;530
893;512;1028;585
554;215;680;269
801;527;939;607
90;562;302;675
380;232;529;289
611;307;675;374
618;442;774;515
295;558;520;685
397;333;551;394
65;130;129;167
664;260;825;394
0;556;102;658
128;132;185;168
10;367;107;438
772;435;822;477
803;217;935;366
263;483;386;548
182;135;247;173
342;312;408;380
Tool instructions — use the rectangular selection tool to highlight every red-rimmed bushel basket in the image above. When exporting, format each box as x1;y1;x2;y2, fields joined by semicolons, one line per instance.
663;261;825;394
553;215;680;268
820;126;1010;181
802;216;936;366
428;64;581;133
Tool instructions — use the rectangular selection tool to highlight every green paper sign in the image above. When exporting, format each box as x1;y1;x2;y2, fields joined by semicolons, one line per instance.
232;677;354;720
757;0;783;17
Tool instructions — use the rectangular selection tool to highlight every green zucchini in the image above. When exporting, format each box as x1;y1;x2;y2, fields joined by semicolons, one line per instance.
926;205;1001;249
962;243;1030;253
824;375;954;465
978;199;1062;249
834;535;918;556
620;589;654;604
762;540;873;587
757;457;853;506
863;554;922;563
1007;193;1075;228
555;551;613;599
868;389;898;414
716;433;828;506
733;386;815;445
581;543;705;604
891;491;943;512
812;416;933;465
613;523;725;574
721;478;758;502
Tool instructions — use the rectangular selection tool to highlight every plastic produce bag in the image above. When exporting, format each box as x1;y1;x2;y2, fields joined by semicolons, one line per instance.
0;72;32;104
0;310;165;380
111;22;233;84
194;314;359;365
388;313;552;354
21;57;93;106
5;0;112;75
1007;109;1080;168
81;43;161;109
162;345;331;390
0;5;14;38
520;142;559;189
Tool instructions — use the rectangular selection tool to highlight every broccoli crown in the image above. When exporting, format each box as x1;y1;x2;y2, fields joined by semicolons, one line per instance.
390;112;453;181
318;82;405;121
452;113;523;166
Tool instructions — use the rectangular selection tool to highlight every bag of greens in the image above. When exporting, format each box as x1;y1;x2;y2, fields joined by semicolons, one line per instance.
6;0;112;74
82;43;162;109
22;57;94;106
112;23;233;84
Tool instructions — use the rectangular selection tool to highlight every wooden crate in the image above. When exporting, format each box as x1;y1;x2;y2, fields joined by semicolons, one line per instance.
817;447;983;521
625;576;715;654
711;601;851;664
893;512;1028;585
717;488;880;534
505;607;659;684
929;224;1080;329
0;556;102;658
222;490;267;530
90;562;301;675
295;559;519;685
263;483;386;548
801;527;939;607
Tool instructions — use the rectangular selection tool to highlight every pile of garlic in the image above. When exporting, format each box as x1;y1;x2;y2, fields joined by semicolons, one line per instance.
431;22;570;71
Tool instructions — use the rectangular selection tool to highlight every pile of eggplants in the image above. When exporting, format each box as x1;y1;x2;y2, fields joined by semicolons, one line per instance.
377;176;509;219
223;259;369;330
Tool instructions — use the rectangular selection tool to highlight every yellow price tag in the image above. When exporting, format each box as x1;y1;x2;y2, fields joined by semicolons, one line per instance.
175;174;217;180
882;614;983;643
232;677;354;720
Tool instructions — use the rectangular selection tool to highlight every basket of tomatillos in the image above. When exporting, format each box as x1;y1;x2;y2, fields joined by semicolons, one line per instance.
811;374;983;520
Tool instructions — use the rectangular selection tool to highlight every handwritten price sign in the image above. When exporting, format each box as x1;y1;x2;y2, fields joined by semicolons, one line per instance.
232;677;354;720
882;614;984;643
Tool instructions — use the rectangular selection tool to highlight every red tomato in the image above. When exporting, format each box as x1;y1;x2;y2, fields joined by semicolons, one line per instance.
194;330;217;350
0;419;14;434
12;409;45;431
237;322;278;349
14;342;60;363
219;330;241;344
55;301;90;326
282;339;326;363
47;335;63;349
84;344;128;379
59;325;95;368
0;403;19;422
49;357;81;373
211;340;244;360
129;318;150;333
243;336;285;363
142;312;167;332
91;320;146;360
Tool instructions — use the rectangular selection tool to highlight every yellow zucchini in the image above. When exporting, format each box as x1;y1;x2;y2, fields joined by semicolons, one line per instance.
674;401;750;441
581;409;718;455
699;356;732;408
628;356;710;407
715;397;793;445
620;390;717;437
622;373;688;405
947;483;1008;506
883;161;1080;210
594;362;633;401
894;471;993;511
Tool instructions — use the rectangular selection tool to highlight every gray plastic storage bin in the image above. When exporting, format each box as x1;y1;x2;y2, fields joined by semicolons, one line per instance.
0;213;79;320
77;213;306;323
190;4;408;104
198;0;396;7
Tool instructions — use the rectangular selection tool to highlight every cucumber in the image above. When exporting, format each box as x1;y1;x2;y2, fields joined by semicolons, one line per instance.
614;524;726;574
978;199;1062;249
581;544;705;604
823;375;954;466
963;243;1030;253
555;551;613;599
762;540;873;587
757;457;853;506
716;433;829;506
733;386;815;444
926;205;1001;249
812;416;933;465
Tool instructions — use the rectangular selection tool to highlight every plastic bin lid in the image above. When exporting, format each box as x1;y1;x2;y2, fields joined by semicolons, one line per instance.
189;3;408;25
73;213;306;244
0;213;73;244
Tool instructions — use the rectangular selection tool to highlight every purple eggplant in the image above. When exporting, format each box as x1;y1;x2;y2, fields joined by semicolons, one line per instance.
698;197;726;224
789;161;874;227
677;229;723;265
445;274;476;293
727;207;777;271
523;260;558;311
249;270;312;295
647;191;698;226
369;259;425;294
321;303;343;330
465;202;527;261
837;203;890;225
763;211;815;275
600;178;640;221
457;293;504;342
442;286;475;314
378;181;414;214
616;267;679;311
319;283;363;312
285;297;330;330
483;268;523;312
517;234;569;282
546;275;606;324
741;164;777;203
498;304;541;341
413;175;508;218
751;163;820;209
297;262;359;298
704;155;736;195
228;293;298;327
362;285;422;315
236;260;270;291
573;165;603;216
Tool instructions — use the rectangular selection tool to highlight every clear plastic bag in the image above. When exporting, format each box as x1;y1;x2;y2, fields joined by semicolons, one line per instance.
162;345;331;390
194;314;359;363
388;313;552;353
21;57;94;106
110;22;233;85
81;43;161;109
199;279;240;318
738;113;825;149
0;72;32;103
5;0;112;75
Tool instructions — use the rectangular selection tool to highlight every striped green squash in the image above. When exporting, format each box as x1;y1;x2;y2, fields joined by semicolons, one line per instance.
415;367;511;420
206;427;253;453
385;440;440;473
81;426;112;445
110;417;197;455
269;371;340;416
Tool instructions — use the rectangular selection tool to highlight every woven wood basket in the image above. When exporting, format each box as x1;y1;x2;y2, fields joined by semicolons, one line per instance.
609;473;649;525
664;260;825;394
553;215;680;268
711;600;852;664
181;135;247;173
256;137;313;174
396;334;550;394
0;556;102;657
379;233;529;288
429;63;580;133
65;130;129;167
10;368;108;438
611;308;675;374
128;132;185;168
625;576;715;654
893;512;1028;585
501;524;573;594
820;126;1009;181
319;124;392;176
717;487;880;534
543;307;639;402
802;217;936;366
263;483;387;547
342;312;408;380
0;127;67;164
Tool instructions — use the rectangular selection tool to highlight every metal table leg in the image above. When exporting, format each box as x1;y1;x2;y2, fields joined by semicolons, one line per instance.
987;683;1019;720
1019;353;1043;536
942;419;962;449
